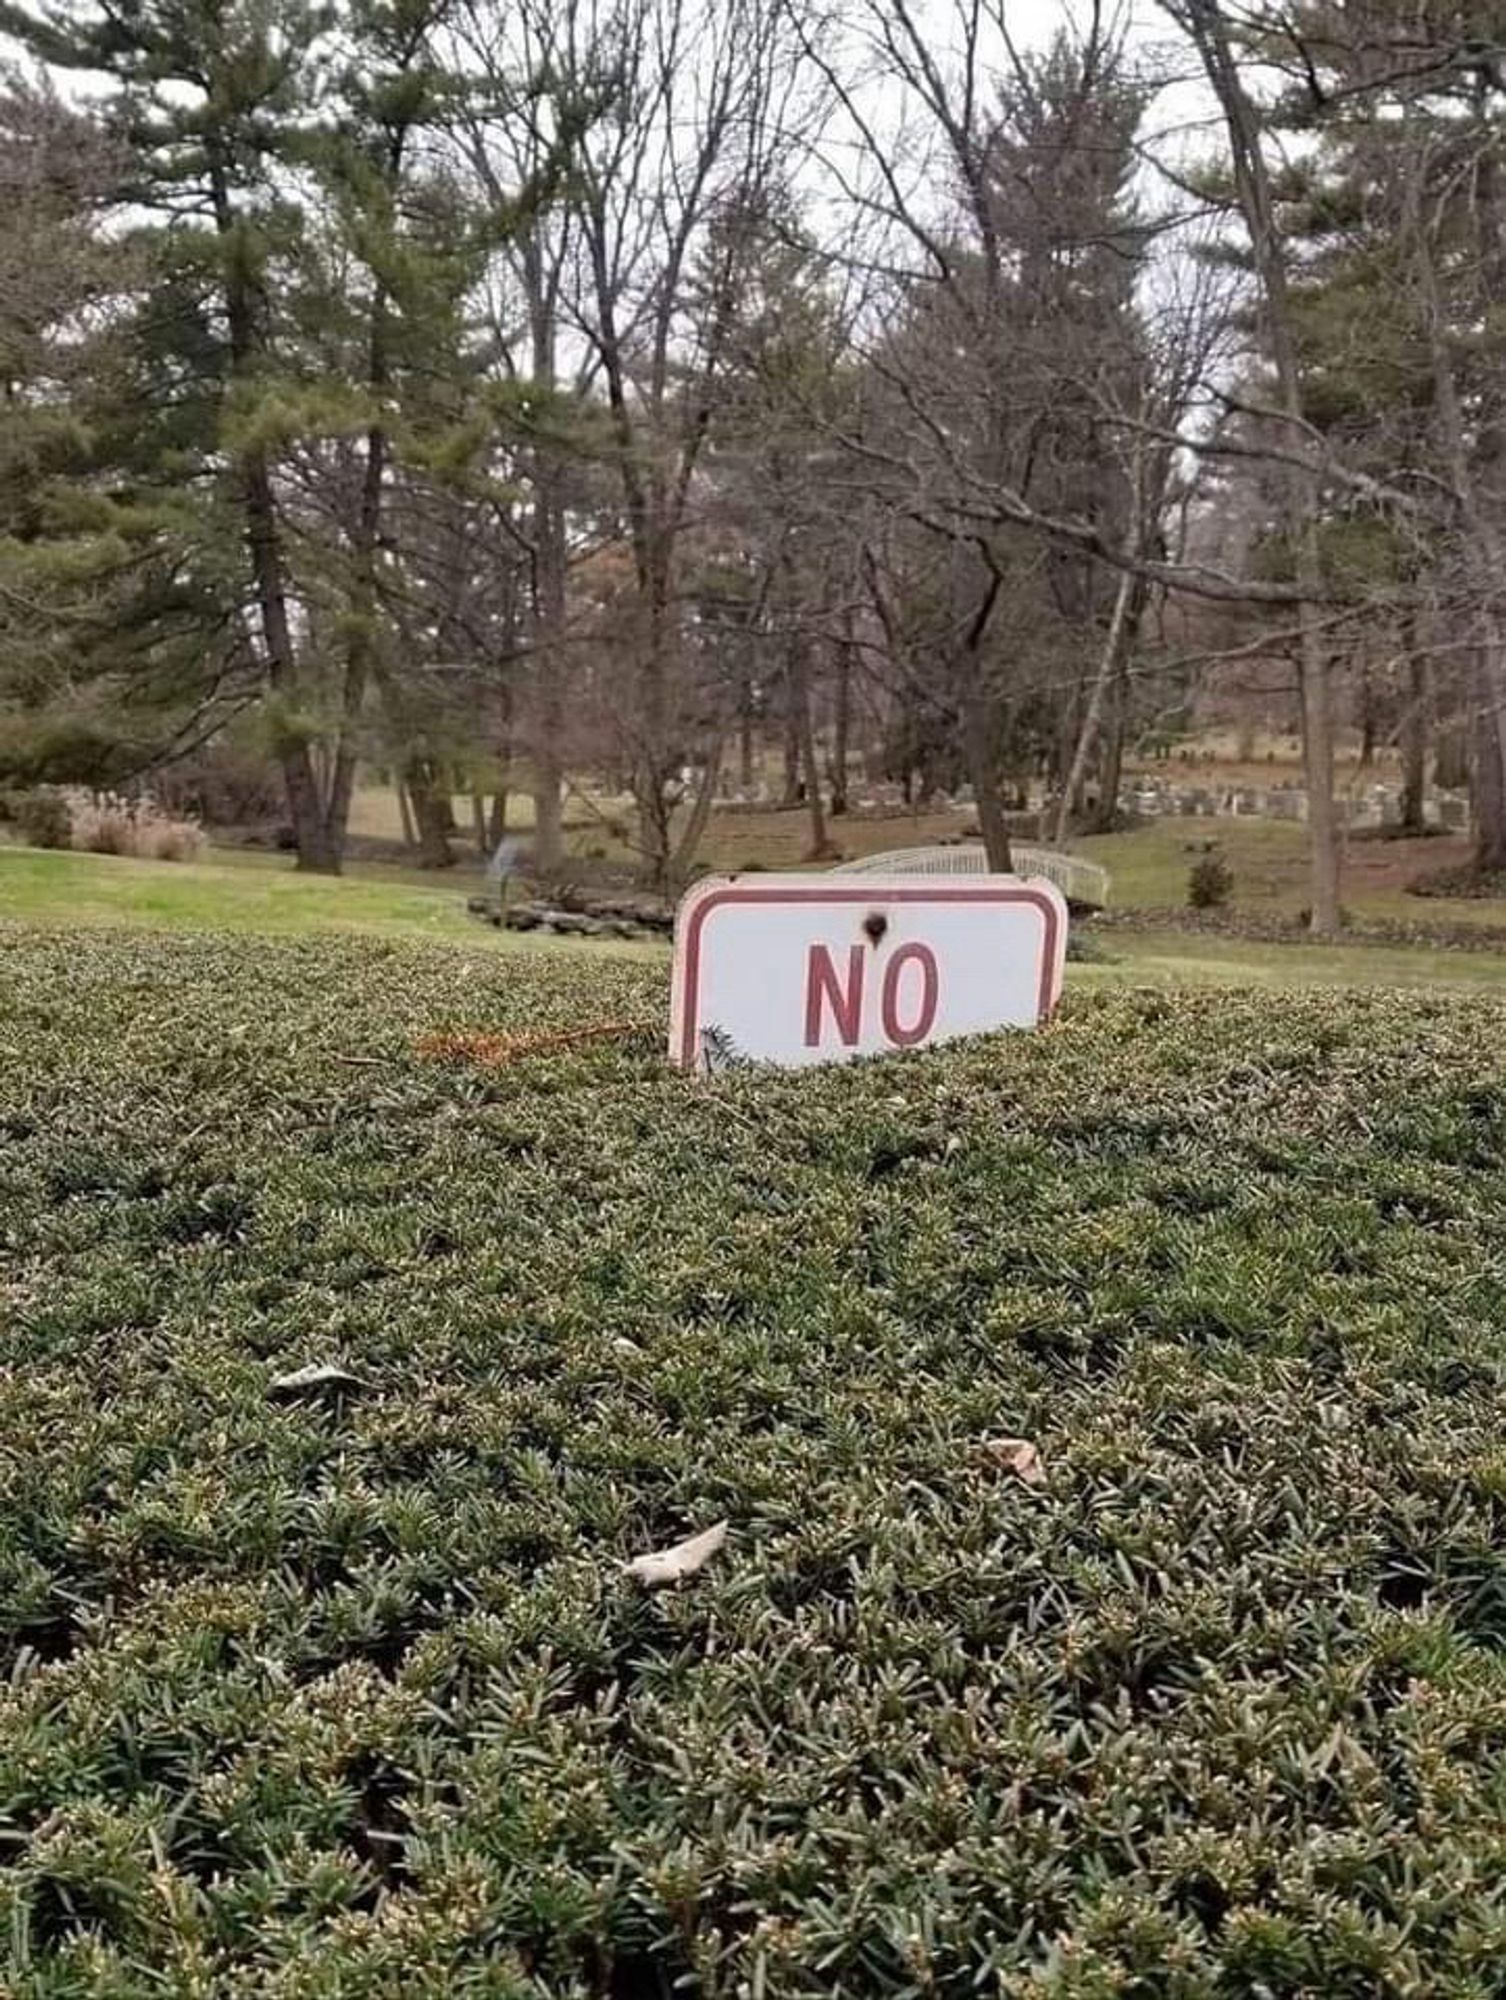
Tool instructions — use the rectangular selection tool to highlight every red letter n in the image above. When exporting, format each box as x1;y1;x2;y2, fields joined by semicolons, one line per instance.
805;944;864;1047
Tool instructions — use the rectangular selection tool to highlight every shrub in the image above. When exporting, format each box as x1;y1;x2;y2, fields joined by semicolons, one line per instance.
135;808;206;863
2;939;1506;1992
1187;849;1233;908
67;792;206;863
1409;860;1506;901
5;786;73;848
1065;924;1114;962
151;740;284;826
1298;902;1354;931
68;793;134;855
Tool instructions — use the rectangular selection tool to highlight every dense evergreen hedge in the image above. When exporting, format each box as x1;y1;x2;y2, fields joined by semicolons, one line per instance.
3;931;1506;1995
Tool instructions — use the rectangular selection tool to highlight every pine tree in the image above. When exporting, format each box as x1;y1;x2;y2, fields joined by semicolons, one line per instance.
287;0;491;863
0;0;353;863
0;72;236;784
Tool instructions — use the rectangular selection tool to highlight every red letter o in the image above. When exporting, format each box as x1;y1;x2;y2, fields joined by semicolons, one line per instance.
881;943;939;1047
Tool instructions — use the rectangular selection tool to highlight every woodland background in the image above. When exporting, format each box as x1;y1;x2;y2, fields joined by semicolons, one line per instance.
6;0;1506;932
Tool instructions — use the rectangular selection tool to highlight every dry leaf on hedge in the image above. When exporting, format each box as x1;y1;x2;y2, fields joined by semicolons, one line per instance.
269;1361;362;1400
983;1437;1046;1486
626;1519;728;1587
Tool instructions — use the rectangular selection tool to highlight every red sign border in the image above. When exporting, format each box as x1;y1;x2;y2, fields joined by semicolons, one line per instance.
670;877;1066;1070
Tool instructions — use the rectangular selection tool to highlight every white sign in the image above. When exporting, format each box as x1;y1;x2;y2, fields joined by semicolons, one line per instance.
669;874;1068;1070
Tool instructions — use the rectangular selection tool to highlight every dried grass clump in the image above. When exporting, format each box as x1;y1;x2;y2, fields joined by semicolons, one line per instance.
66;790;207;862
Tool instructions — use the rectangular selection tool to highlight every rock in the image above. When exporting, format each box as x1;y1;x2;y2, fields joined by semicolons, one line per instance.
494;894;670;941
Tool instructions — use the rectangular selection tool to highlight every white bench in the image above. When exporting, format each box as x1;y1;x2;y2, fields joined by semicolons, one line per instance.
831;843;1110;910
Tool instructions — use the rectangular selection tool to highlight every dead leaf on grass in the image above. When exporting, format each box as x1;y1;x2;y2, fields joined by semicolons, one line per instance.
269;1361;362;1401
626;1519;729;1588
981;1437;1046;1486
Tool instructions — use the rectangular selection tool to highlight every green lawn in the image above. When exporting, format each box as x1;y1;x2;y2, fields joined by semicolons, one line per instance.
8;842;1506;991
1077;816;1506;929
563;799;1506;936
1088;929;1506;991
298;779;1506;940
0;845;657;960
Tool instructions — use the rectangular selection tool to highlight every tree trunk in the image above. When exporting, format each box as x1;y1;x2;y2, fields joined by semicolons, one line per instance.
830;614;852;815
634;588;677;892
780;692;802;807
1179;0;1340;933
245;455;340;874
961;680;1013;871
1400;625;1429;835
208;148;340;876
633;538;680;885
1474;645;1506;870
1091;660;1128;833
532;780;564;879
487;672;514;852
325;403;387;869
1357;664;1378;769
1469;130;1506;870
405;759;454;869
789;631;833;860
1296;627;1341;927
471;792;488;854
526;251;568;877
276;755;338;871
1436;726;1468;792
1409;150;1506;872
636;779;674;894
397;781;415;848
528;593;566;874
669;741;724;890
1053;566;1138;844
951;566;1011;870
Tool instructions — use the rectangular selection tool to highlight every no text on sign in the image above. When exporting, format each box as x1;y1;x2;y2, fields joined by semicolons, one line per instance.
669;874;1068;1071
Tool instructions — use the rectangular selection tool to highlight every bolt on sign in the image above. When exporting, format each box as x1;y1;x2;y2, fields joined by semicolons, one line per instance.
669;875;1068;1071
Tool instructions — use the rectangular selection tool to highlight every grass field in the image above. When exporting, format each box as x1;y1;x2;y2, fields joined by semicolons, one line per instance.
0;847;658;960
4;931;1506;1993
8;842;1506;994
1074;819;1506;928
546;801;1506;936
1078;931;1506;990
